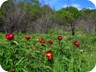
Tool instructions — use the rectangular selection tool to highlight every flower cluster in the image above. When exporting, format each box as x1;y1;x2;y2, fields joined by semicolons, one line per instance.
5;33;80;60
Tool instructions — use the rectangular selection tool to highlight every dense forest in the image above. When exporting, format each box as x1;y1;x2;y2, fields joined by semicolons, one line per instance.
0;0;96;35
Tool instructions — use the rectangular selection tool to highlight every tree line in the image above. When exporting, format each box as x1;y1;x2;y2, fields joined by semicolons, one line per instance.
0;0;96;35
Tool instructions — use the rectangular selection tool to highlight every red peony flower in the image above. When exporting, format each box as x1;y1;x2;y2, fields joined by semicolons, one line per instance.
73;41;80;47
5;33;14;40
48;40;53;44
45;50;53;60
57;36;62;40
39;38;45;44
25;35;30;40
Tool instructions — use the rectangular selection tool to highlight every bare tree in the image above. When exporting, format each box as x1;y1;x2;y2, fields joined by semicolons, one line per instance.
31;5;54;34
2;1;26;33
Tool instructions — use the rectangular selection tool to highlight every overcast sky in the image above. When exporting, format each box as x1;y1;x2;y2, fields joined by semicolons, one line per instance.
39;0;95;10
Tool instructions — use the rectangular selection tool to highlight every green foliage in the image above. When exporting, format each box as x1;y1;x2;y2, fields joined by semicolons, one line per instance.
53;7;81;26
65;6;81;19
53;9;74;25
17;0;41;20
0;32;95;72
80;8;93;19
41;5;54;15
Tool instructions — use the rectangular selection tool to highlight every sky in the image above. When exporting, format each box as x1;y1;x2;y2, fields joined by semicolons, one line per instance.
39;0;96;10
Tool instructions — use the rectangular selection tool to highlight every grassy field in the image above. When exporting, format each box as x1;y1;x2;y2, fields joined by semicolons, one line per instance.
0;31;96;72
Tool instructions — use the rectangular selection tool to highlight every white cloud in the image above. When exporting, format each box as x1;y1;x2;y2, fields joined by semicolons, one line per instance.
85;7;95;9
72;4;81;10
63;4;68;8
63;3;81;10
